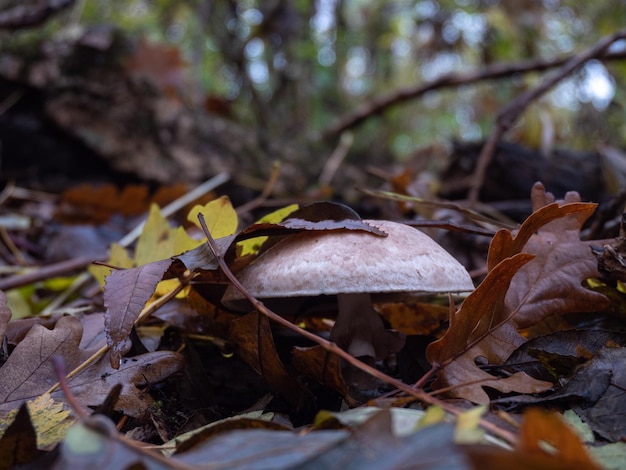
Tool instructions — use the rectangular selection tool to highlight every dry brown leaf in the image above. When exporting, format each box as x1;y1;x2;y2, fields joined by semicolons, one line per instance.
426;184;609;403
0;315;182;419
426;254;552;404
67;351;183;418
0;316;88;414
489;183;609;328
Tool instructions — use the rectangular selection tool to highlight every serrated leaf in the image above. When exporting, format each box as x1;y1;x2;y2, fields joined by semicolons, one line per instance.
104;259;173;367
187;195;238;238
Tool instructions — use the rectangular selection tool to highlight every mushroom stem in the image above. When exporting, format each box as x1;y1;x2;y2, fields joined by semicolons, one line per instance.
331;293;405;359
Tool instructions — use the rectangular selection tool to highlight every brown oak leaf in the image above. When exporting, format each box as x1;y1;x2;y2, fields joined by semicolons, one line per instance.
426;183;608;403
0;315;182;418
426;254;552;404
489;183;609;328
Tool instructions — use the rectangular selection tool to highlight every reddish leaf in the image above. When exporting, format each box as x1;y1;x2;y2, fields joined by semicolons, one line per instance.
519;408;601;469
465;404;601;469
487;201;597;270
428;184;609;403
488;184;609;328
103;258;173;367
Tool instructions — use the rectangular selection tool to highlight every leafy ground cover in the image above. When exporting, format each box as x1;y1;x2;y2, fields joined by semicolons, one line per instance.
0;175;625;469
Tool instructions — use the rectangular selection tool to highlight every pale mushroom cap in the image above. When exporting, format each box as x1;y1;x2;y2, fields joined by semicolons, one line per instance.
222;219;474;307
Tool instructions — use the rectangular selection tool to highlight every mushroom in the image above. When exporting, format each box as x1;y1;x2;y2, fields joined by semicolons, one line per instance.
222;219;474;360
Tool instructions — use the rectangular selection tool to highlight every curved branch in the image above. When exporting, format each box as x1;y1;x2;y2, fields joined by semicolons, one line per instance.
323;45;626;140
468;29;626;204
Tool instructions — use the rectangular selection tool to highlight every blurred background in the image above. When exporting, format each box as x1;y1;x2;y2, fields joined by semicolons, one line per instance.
1;0;625;207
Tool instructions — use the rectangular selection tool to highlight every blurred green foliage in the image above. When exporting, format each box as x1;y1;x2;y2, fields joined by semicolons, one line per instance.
9;0;626;176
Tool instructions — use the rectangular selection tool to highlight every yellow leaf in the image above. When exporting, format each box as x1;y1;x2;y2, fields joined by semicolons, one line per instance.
417;405;446;429
187;196;238;239
0;393;74;450
173;226;203;254
455;405;486;444
237;204;298;256
5;288;32;319
88;243;133;286
135;204;177;265
154;278;188;298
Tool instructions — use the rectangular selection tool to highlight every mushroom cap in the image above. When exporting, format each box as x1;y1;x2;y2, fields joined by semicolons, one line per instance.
222;219;474;309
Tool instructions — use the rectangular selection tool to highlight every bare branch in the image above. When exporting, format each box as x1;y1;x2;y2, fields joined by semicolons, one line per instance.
323;47;626;140
467;29;626;204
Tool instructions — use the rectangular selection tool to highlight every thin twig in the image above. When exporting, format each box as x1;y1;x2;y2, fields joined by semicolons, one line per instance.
197;213;519;445
52;355;90;420
324;49;626;138
0;256;102;291
318;131;354;187
235;163;281;215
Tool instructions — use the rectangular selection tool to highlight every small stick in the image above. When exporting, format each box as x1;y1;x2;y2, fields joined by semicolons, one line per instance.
318;131;353;187
236;163;281;215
